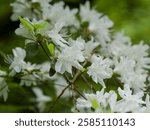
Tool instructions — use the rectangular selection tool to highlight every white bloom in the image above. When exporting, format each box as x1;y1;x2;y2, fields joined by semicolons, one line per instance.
55;40;85;74
83;38;99;59
70;37;99;60
24;62;39;71
115;84;145;112
76;88;105;112
109;32;131;57
127;42;150;70
15;24;36;40
87;55;113;88
38;62;51;80
68;37;84;50
0;70;9;101
15;18;48;40
32;87;51;112
43;2;79;28
11;0;32;21
114;57;147;92
107;91;117;112
80;1;101;23
118;84;144;104
48;21;68;48
32;0;51;8
80;2;113;46
114;57;135;75
102;31;131;57
121;71;147;92
93;16;113;46
9;47;27;75
76;88;117;112
11;0;52;21
20;74;37;87
40;62;50;73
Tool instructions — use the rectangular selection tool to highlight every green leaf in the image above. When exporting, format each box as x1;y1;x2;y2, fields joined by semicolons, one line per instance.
19;17;34;31
47;43;55;55
33;21;49;31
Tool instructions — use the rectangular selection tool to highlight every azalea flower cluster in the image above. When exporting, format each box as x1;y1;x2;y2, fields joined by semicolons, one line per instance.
0;0;150;112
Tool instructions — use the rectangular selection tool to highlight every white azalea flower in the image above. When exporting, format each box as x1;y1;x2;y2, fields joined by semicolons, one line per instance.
80;1;101;23
127;42;150;70
32;87;51;112
76;93;99;112
37;62;51;80
102;31;131;57
11;0;32;21
107;90;117;112
68;37;85;50
114;57;135;75
118;84;144;104
83;38;99;59
80;2;113;46
87;55;113;88
20;74;37;87
110;32;131;56
76;88;105;112
32;0;51;8
68;37;98;60
76;88;117;112
116;84;145;112
15;24;36;40
48;21;68;48
121;71;147;92
92;16;113;46
9;47;27;75
114;57;147;92
43;2;79;28
55;40;85;74
24;62;39;71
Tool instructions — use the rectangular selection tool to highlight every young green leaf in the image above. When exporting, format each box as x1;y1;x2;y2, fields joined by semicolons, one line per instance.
34;21;49;31
19;17;34;31
47;43;55;55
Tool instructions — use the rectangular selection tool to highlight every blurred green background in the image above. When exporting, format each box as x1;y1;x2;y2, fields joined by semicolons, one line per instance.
0;0;150;112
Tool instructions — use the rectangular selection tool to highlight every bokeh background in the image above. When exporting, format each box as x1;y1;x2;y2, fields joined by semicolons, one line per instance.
0;0;150;112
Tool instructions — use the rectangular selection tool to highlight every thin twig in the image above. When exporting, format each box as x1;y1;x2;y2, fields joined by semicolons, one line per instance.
47;84;71;112
81;75;92;89
38;41;51;61
74;87;87;100
64;73;71;84
71;60;88;84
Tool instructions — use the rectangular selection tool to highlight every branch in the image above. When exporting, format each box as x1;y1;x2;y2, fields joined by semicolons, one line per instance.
47;84;71;112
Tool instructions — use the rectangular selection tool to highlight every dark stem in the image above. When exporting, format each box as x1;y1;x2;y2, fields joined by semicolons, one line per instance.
47;84;71;112
38;41;51;61
74;87;87;100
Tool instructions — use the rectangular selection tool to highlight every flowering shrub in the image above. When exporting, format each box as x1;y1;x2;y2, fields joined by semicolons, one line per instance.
0;0;150;112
